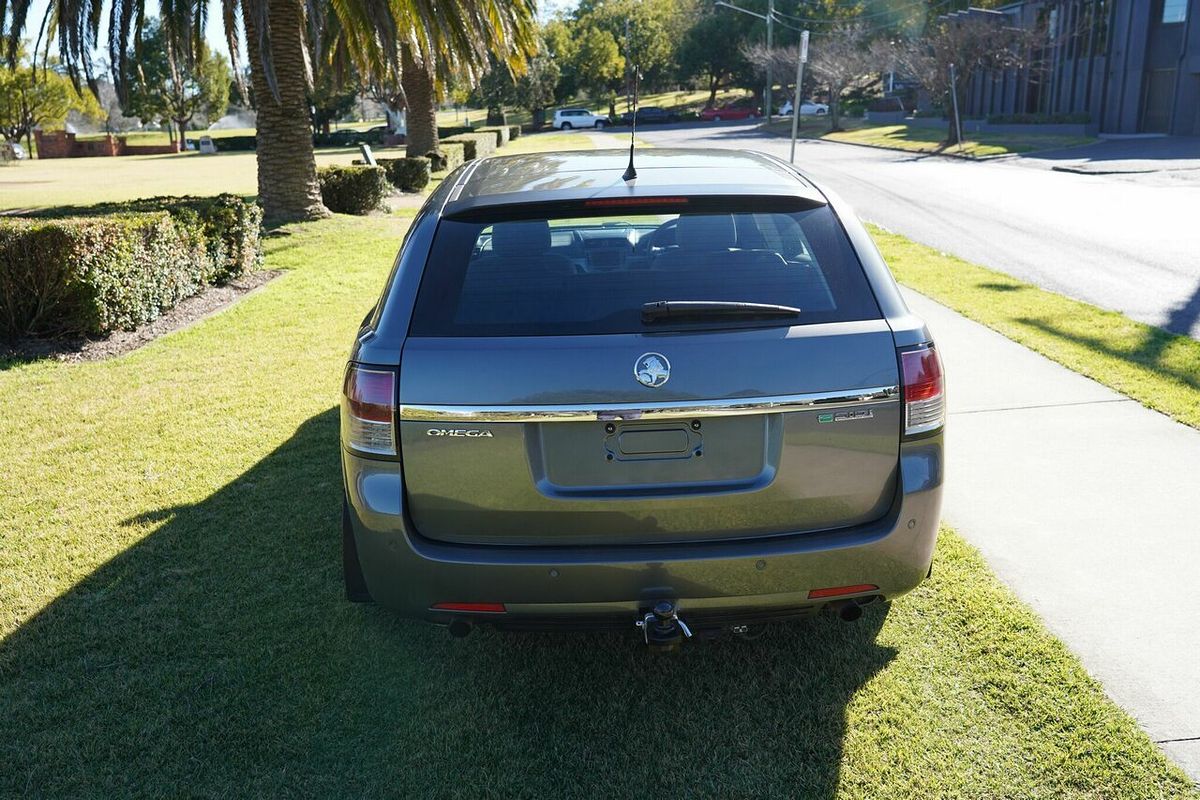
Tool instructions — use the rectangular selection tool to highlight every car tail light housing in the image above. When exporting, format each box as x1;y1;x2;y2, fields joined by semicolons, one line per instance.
900;344;945;437
342;365;397;456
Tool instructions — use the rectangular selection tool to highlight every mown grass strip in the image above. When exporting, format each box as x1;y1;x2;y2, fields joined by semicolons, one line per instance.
0;211;1194;797
871;224;1200;430
762;119;1095;158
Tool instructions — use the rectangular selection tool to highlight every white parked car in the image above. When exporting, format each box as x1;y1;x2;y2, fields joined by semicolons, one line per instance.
780;100;829;116
553;108;609;129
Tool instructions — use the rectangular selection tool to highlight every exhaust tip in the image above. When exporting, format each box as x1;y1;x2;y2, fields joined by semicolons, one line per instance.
835;600;864;622
447;619;473;638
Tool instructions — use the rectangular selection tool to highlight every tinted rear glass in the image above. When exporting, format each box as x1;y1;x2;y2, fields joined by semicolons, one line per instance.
409;207;881;336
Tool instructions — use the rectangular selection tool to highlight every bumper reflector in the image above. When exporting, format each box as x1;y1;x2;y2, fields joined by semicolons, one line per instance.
431;602;507;613
807;584;878;600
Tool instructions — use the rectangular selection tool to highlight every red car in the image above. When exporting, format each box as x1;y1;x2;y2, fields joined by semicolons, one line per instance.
699;104;761;121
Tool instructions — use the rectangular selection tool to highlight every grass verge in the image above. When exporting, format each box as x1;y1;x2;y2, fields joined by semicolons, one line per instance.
872;224;1200;429
763;119;1095;158
0;211;1194;796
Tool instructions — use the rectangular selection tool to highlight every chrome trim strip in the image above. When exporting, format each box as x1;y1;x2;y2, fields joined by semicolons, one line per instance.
400;385;899;423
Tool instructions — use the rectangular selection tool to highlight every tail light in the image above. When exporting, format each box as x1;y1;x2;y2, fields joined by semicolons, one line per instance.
900;344;945;437
342;365;396;455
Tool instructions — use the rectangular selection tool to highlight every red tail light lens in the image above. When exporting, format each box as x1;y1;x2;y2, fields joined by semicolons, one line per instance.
342;365;396;455
901;344;945;437
808;584;879;600
431;602;507;613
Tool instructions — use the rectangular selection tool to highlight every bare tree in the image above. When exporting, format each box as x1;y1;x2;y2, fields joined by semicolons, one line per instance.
743;28;878;131
807;24;881;131
892;9;1035;144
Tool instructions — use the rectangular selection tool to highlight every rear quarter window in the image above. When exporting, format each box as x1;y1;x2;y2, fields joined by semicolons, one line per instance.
409;206;881;337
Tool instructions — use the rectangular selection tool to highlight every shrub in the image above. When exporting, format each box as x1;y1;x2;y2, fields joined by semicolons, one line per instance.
0;213;207;337
986;112;1091;125
385;157;432;192
318;165;390;215
507;124;521;141
437;125;474;139
442;132;497;161
351;157;433;192
30;195;262;285
477;126;509;147
427;143;466;173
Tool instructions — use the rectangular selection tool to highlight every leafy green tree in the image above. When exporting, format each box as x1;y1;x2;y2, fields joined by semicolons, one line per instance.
569;26;623;113
124;19;231;150
677;11;754;106
0;53;103;152
575;0;691;92
307;65;359;134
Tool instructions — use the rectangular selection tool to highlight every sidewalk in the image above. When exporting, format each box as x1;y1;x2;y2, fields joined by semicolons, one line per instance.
903;288;1200;781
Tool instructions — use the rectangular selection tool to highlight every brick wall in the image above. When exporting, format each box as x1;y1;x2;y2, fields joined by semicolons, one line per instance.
33;130;180;158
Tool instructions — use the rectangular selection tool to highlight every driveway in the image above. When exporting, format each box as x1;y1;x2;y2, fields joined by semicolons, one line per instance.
587;121;1200;341
1016;135;1200;183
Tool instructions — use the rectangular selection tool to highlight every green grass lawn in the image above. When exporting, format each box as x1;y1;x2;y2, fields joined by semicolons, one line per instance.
0;208;1194;795
0;149;361;210
764;119;1095;158
874;225;1200;430
1;131;597;211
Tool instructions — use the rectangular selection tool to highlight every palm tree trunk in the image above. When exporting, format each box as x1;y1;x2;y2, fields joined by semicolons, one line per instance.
243;0;329;224
402;45;438;157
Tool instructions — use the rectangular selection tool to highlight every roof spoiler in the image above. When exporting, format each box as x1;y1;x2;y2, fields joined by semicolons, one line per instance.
443;193;827;223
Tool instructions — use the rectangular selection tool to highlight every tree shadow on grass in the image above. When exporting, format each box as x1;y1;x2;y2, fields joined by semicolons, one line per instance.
0;408;894;799
1015;278;1200;391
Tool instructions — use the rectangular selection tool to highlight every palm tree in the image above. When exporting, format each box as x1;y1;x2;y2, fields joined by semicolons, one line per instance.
3;0;532;223
322;0;535;158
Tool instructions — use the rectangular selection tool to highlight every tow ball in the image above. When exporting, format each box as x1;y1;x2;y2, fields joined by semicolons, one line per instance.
635;600;693;651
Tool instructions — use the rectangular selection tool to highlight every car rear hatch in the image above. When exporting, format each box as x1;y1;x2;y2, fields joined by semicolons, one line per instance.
398;196;900;546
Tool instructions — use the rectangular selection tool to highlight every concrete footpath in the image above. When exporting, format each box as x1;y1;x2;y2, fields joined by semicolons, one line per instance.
902;287;1200;780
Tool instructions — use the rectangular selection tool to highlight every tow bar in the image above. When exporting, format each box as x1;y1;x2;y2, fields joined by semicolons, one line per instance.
636;600;693;652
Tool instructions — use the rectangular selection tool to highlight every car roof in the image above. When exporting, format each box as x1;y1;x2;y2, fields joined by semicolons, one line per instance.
442;148;826;215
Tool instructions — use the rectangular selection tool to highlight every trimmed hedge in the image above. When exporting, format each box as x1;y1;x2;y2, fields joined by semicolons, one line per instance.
507;124;521;141
0;213;207;337
34;195;263;285
986;112;1092;125
318;165;391;214
427;143;466;173
437;125;474;139
477;126;510;147
442;132;497;161
354;157;432;192
188;130;392;152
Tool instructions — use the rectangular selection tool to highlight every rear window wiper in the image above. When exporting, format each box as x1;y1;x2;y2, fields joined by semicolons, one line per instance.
641;300;802;323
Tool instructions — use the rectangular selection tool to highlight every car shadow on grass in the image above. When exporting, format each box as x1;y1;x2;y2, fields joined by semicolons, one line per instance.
0;408;895;798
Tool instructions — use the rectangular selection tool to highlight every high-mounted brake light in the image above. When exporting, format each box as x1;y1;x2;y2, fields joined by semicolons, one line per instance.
584;196;688;208
431;602;507;613
342;365;396;455
900;344;945;437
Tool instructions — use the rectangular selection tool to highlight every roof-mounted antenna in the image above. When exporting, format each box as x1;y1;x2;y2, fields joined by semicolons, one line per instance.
623;64;640;183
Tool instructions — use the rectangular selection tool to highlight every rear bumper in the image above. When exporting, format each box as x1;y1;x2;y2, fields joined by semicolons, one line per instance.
343;436;942;627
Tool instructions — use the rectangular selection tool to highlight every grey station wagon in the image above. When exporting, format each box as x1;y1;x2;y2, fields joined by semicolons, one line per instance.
340;149;944;647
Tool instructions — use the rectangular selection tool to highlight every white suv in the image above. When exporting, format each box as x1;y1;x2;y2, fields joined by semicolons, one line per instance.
553;108;608;129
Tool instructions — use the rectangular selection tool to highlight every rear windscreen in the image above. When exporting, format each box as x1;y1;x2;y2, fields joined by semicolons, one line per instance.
408;207;882;336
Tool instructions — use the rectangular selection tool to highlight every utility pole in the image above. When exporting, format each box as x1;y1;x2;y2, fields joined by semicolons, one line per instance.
625;18;632;118
765;0;774;123
949;62;964;154
715;1;776;120
789;29;809;163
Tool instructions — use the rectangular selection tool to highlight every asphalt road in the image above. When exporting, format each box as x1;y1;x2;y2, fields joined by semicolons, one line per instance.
590;121;1200;340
